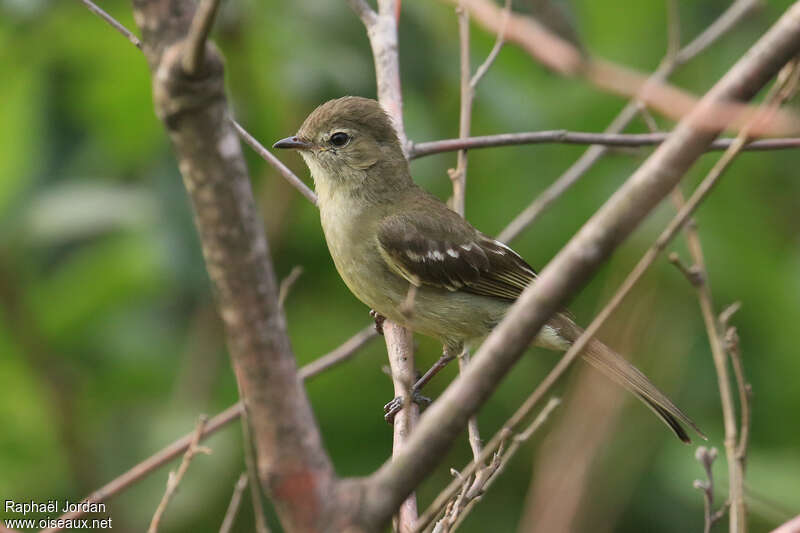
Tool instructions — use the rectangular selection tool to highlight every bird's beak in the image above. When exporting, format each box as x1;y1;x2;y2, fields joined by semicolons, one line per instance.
273;136;313;150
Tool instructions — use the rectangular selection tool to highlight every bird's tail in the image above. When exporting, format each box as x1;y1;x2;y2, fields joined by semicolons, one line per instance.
548;314;706;444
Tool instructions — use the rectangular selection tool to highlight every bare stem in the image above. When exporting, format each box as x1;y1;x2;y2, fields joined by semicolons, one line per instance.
386;322;419;533
231;119;318;205
417;397;561;532
149;416;212;533
671;61;799;533
277;265;304;309
409;131;800;159
219;473;249;533
78;0;142;48
181;0;223;75
469;0;511;89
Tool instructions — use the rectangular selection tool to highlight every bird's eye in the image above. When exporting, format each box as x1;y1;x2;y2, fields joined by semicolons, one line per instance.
329;132;350;147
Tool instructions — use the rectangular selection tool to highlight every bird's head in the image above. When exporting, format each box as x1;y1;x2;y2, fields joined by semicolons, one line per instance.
274;96;411;200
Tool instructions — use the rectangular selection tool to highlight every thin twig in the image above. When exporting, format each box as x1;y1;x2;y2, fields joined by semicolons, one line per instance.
409;131;800;158
298;325;380;379
182;0;223;75
448;4;485;490
78;0;141;49
457;352;482;460
694;446;727;533
448;397;561;532
666;0;681;63
718;302;751;462
219;473;248;533
278;266;304;308
469;0;511;89
448;2;471;216
235;384;272;533
672;62;799;533
415;397;561;532
495;0;762;243
149;416;212;533
231;119;318;205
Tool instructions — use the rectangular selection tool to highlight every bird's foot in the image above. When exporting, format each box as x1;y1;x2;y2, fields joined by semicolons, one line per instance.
383;390;432;423
369;309;386;335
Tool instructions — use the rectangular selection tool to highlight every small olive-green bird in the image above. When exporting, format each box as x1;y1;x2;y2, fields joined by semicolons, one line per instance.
275;96;704;443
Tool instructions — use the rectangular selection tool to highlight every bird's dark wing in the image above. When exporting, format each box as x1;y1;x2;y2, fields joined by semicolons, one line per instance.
376;208;536;301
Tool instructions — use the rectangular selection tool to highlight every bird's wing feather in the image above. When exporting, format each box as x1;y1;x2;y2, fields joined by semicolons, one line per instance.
376;207;536;301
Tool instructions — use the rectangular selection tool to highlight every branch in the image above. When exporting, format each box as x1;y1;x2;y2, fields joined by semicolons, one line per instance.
149;416;212;533
442;0;799;136
130;1;346;529
426;397;561;533
349;0;408;149
770;515;800;533
693;446;727;533
496;0;762;242
219;473;249;533
347;2;421;530
358;5;800;527
181;0;223;75
409;132;800;158
347;0;378;26
469;0;511;89
670;62;798;533
385;321;420;533
232;119;318;205
79;0;142;49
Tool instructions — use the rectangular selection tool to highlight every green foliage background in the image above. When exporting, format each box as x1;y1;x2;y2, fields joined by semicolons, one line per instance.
0;0;798;531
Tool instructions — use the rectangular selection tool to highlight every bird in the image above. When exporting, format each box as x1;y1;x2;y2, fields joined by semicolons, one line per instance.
274;95;704;443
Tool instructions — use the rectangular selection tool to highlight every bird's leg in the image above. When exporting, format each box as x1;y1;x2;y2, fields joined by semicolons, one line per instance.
369;309;386;335
383;345;460;423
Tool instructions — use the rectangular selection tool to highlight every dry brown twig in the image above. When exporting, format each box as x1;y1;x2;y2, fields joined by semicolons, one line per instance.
219;473;249;533
277;265;304;308
694;446;728;533
669;60;799;533
148;416;212;533
419;397;561;532
434;2;514;522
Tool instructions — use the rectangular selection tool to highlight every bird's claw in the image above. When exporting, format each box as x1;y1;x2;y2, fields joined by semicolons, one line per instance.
383;391;432;423
369;309;386;335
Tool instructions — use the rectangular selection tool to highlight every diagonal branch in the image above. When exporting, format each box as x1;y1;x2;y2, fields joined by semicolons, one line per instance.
357;5;800;527
79;0;142;48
